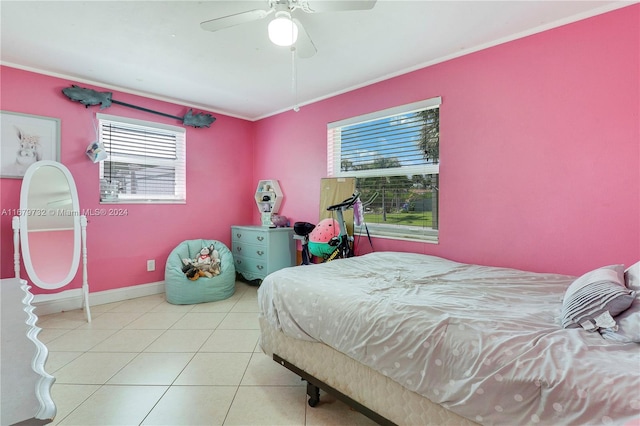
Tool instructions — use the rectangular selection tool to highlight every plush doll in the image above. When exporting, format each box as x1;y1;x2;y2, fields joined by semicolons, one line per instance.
182;245;222;280
194;245;215;267
195;245;222;277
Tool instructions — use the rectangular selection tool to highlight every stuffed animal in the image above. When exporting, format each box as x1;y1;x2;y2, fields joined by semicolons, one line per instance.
182;245;222;280
202;248;221;277
271;214;289;228
181;263;202;281
308;218;340;258
194;245;215;267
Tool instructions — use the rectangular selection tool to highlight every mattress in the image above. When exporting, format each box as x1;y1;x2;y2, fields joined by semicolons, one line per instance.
258;252;640;425
259;316;475;425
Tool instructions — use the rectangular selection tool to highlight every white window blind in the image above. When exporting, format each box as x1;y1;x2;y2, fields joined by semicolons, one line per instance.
327;97;441;242
98;114;186;203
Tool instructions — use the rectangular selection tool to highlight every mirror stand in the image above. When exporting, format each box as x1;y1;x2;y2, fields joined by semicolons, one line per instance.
80;215;91;321
12;215;92;323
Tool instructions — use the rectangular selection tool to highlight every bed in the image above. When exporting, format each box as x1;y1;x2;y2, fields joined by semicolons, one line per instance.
257;251;640;425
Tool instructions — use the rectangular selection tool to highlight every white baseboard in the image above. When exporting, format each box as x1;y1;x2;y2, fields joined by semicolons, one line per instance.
33;281;165;317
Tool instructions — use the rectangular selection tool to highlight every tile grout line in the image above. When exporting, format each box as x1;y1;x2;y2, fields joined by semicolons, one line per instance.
139;285;250;426
43;284;278;425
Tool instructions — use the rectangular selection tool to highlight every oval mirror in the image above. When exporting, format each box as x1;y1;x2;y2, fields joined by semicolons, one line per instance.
19;161;81;290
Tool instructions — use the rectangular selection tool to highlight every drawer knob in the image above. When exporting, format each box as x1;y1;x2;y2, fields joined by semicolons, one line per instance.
236;233;242;238
256;265;264;270
236;247;242;252
256;250;264;256
236;259;242;264
257;236;264;241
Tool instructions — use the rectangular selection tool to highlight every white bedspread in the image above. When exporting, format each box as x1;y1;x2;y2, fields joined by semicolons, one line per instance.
258;252;640;425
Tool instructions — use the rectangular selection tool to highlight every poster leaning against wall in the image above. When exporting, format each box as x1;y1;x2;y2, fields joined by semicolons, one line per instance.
1;111;61;178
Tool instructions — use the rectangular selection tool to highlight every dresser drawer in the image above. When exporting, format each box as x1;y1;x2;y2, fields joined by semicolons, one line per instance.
233;255;268;281
232;229;268;247
232;242;267;261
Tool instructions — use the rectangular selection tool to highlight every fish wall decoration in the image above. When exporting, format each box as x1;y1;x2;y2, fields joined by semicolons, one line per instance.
62;85;216;128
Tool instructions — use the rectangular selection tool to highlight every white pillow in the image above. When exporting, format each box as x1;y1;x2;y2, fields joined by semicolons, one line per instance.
561;265;635;331
601;262;640;343
624;261;640;291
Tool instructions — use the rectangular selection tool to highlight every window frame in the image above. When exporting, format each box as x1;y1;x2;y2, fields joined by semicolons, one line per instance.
327;97;441;243
97;113;186;204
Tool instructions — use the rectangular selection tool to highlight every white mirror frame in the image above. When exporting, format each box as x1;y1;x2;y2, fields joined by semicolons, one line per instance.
13;160;91;322
19;160;81;289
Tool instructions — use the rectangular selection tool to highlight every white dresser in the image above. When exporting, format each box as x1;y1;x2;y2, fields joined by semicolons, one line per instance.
231;226;296;283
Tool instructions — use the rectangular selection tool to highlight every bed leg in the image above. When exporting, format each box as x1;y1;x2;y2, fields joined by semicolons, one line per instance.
306;381;320;407
273;353;396;425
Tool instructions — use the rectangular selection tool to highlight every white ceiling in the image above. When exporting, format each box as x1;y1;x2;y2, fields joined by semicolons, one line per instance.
1;0;634;121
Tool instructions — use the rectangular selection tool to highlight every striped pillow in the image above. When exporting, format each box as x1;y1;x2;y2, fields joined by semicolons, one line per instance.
561;265;635;330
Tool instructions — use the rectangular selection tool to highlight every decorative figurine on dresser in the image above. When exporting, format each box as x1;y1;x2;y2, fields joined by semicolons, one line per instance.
232;179;295;285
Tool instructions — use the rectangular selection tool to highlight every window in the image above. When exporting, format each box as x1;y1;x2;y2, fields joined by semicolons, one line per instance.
327;97;441;242
97;114;186;203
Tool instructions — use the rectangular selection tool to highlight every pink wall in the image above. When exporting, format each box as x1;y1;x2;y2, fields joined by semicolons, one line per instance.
2;5;638;294
253;5;640;276
1;67;256;292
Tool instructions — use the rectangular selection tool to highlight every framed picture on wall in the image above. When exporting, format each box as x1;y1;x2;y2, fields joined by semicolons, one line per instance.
0;111;61;178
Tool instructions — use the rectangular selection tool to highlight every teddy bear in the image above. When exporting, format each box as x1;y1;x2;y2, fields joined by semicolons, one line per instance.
181;245;221;280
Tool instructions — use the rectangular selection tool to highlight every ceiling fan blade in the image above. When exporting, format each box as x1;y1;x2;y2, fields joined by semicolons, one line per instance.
293;18;317;59
304;0;377;13
200;9;270;32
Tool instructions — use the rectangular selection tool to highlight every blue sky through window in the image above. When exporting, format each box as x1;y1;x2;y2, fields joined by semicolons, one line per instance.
340;111;435;170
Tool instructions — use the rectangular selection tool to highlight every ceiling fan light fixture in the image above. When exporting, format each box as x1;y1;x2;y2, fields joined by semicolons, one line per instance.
268;11;298;46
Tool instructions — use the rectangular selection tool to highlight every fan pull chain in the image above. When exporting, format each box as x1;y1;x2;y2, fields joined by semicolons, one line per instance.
291;46;300;112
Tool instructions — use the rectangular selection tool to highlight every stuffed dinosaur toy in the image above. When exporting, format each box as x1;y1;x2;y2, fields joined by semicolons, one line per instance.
181;245;221;280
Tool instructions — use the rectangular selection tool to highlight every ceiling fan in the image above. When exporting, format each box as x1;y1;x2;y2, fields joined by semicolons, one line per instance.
200;0;377;58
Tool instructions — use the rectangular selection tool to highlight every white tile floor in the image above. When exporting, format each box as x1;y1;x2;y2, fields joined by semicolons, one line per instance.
38;281;377;426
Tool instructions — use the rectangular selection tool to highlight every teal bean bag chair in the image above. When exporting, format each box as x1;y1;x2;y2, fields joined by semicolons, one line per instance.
165;239;235;305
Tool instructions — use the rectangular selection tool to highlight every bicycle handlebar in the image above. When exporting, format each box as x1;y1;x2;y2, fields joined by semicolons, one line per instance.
326;192;360;211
